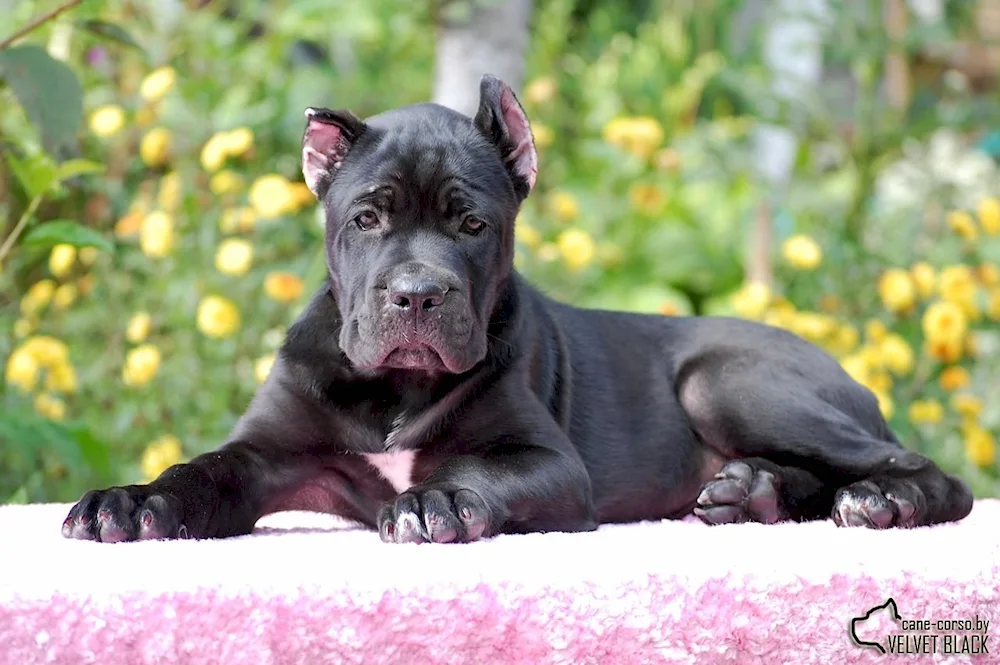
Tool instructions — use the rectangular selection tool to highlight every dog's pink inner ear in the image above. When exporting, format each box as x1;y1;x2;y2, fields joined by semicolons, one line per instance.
302;110;356;197
498;86;538;192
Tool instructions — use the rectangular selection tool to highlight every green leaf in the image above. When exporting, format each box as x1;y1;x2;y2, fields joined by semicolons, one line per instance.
6;486;28;505
22;220;114;252
65;423;113;481
2;150;57;198
77;19;144;51
55;159;106;182
0;45;83;152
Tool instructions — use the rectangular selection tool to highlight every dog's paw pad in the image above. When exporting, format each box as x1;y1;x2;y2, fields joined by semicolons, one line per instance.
832;480;920;529
694;461;781;525
378;486;490;544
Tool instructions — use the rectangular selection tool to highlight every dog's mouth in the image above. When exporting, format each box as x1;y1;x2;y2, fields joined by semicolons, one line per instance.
380;344;450;372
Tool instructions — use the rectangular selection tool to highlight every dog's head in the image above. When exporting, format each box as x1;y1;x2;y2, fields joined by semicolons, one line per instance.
301;75;537;375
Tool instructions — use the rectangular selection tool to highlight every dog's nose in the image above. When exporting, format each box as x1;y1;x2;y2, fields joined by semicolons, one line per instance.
388;275;447;313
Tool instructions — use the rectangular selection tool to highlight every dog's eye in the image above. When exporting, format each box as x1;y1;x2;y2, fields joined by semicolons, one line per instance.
353;211;380;231
460;216;484;235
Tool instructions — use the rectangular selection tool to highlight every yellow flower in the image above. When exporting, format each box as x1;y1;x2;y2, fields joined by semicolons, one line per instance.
828;324;860;355
556;228;595;271
79;247;99;266
122;344;161;387
254;354;275;384
963;425;996;468
516;222;542;249
264;272;305;303
950;393;983;419
908;399;943;425
136;107;156;128
947;210;978;242
22;336;69;366
939;366;971;392
52;283;77;310
549;191;580;222
602;117;664;158
922;300;967;344
140;127;171;167
126;312;153;343
872;388;894;420
938;265;978;317
33;393;66;421
222;127;254;157
841;353;869;385
89;105;125;137
210;170;244;196
782;234;822;270
659;302;681;316
532;123;554;149
219;207;256;234
865;372;893;395
14;318;33;338
978;198;1000;235
925;337;963;364
977;262;1000;287
140;210;175;258
628;184;667;215
197;295;241;338
139;66;176;102
158;171;182;211
791;312;836;342
289;182;315;209
200;132;230;172
877;269;915;314
215;238;254;276
864;319;888;343
115;211;144;238
48;244;76;278
141;434;183;482
249;174;297;219
523;77;558;105
731;282;771;319
46;362;78;393
879;333;914;376
5;347;39;392
21;279;56;315
910;263;936;300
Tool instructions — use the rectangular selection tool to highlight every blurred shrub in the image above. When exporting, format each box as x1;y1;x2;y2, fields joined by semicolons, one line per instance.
1;0;998;502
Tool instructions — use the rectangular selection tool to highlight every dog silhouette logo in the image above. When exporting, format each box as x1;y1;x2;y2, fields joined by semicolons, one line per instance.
851;598;902;654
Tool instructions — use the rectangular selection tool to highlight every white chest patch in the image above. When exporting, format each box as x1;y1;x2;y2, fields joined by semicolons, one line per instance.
362;451;416;494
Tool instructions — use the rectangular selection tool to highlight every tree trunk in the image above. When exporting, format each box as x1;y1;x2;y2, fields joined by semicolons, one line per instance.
432;0;534;117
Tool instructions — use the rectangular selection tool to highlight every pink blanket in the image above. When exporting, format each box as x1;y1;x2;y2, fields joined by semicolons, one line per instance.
1;501;997;665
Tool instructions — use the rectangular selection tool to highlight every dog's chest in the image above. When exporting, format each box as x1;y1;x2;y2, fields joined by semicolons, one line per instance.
362;451;416;494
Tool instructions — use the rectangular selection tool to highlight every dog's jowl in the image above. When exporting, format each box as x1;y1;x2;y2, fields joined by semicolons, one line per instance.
63;75;974;544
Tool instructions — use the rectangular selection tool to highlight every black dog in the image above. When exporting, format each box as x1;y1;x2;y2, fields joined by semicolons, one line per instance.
63;75;973;544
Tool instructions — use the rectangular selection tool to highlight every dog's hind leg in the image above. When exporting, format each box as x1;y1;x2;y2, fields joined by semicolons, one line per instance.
679;353;974;528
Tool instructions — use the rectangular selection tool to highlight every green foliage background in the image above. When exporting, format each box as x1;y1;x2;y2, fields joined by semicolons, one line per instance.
2;0;999;504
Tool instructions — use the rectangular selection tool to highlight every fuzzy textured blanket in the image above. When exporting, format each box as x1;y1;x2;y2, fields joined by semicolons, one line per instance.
0;501;997;665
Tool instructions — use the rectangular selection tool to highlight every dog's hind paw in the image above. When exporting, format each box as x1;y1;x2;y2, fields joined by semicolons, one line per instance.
694;460;783;525
832;479;920;529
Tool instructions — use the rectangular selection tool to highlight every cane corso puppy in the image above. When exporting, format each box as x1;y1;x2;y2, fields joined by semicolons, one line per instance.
63;75;973;544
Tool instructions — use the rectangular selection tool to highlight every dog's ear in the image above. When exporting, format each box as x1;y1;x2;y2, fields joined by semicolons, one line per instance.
474;75;538;200
301;107;366;199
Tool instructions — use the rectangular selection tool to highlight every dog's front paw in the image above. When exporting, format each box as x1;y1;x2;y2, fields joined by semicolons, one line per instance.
377;485;490;544
832;479;921;529
62;486;190;543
